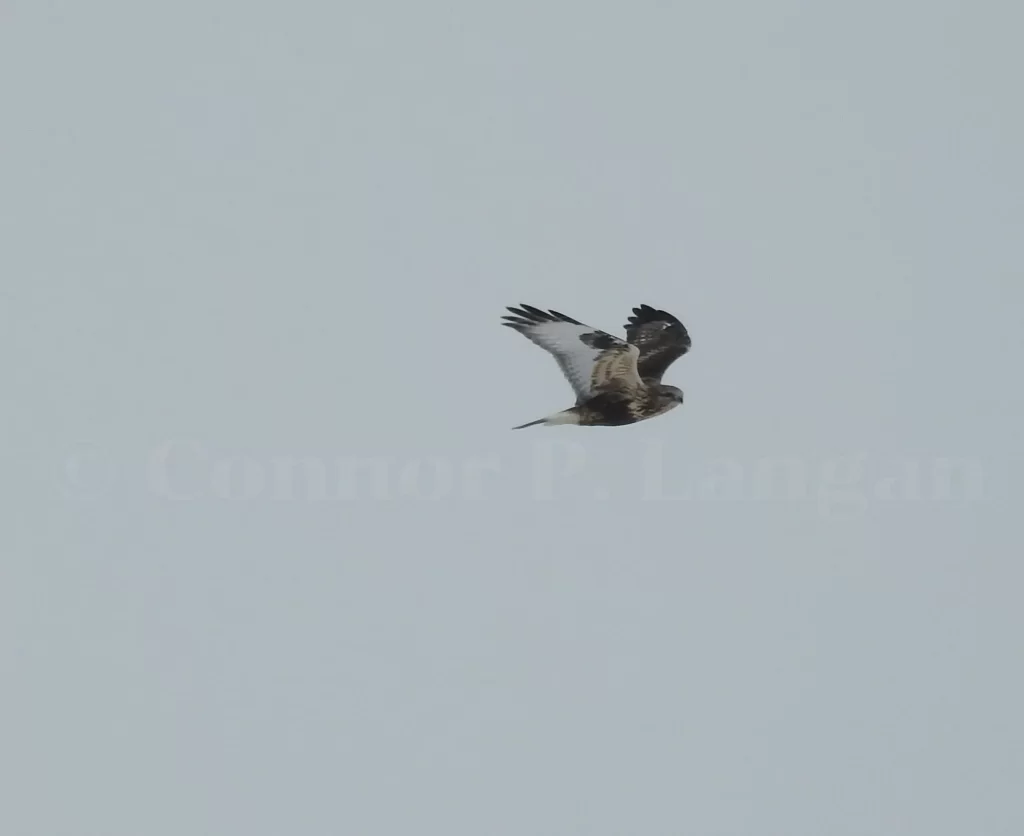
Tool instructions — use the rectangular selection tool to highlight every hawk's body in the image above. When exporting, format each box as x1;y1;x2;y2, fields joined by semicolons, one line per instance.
502;303;691;428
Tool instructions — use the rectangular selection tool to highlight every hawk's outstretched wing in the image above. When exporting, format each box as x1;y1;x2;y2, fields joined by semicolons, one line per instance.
503;304;642;401
624;304;691;382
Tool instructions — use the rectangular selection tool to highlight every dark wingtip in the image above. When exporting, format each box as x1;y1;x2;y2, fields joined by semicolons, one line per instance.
503;304;582;326
503;305;540;327
519;303;550;319
625;303;680;328
548;309;581;324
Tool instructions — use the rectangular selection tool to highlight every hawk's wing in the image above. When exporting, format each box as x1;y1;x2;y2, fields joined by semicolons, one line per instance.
624;304;691;382
503;304;642;401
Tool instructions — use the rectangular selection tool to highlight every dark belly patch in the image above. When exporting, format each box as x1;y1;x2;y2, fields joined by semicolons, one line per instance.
579;392;638;426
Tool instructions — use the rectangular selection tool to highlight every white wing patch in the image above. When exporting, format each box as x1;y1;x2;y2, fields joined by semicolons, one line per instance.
503;305;643;400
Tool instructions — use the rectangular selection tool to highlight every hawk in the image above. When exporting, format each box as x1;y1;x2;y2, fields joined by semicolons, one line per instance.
502;303;692;429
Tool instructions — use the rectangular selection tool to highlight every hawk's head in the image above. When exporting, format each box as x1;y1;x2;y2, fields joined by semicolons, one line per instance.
657;384;684;407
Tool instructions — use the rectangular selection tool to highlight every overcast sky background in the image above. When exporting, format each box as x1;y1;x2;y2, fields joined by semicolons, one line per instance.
3;2;1023;834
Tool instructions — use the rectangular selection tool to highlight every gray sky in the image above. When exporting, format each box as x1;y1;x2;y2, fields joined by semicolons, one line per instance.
3;2;1023;834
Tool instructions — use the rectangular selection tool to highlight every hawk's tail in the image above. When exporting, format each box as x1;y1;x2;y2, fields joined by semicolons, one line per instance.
512;409;581;429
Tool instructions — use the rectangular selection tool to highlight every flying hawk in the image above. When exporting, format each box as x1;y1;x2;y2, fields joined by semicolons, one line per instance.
502;303;691;429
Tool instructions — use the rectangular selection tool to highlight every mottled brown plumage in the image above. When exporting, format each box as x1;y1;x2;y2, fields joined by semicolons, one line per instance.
502;303;691;428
